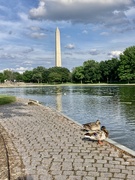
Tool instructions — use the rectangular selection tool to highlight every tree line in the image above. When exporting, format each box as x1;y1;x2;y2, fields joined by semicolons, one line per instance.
0;46;135;84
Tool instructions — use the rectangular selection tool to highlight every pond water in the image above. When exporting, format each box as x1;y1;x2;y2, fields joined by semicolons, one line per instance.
0;85;135;151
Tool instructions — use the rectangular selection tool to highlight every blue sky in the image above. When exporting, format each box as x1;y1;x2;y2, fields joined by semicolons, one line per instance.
0;0;135;73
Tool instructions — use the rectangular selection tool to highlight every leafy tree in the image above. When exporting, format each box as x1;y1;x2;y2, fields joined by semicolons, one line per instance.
99;61;109;83
59;67;71;82
118;46;135;83
32;66;49;83
0;73;4;83
72;66;84;83
48;67;71;83
108;58;120;82
32;73;42;83
23;70;33;82
83;60;101;83
42;69;49;83
48;72;62;83
13;72;23;82
100;58;119;83
3;70;13;81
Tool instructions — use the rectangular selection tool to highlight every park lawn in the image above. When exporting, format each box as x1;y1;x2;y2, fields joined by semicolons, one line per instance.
0;95;16;105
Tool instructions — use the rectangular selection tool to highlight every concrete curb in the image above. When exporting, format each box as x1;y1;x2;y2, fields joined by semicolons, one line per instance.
106;139;135;157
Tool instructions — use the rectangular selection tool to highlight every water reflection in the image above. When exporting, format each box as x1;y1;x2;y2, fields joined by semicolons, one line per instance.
56;86;62;111
0;85;135;150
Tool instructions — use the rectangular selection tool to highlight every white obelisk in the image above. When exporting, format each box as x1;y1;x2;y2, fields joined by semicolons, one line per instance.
55;27;62;67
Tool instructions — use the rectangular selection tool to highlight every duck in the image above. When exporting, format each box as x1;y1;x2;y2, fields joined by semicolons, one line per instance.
84;126;109;145
83;120;101;131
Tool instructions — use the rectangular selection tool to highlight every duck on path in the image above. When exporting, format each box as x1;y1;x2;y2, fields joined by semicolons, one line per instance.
82;120;101;131
84;126;109;145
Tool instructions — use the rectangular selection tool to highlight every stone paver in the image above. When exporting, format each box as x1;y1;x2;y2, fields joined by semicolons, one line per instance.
0;130;9;180
0;98;135;180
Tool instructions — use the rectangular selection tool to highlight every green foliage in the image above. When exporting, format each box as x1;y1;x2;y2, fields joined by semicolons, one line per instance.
72;66;84;83
99;58;119;83
32;73;42;83
118;46;135;83
13;72;23;82
83;60;101;83
0;95;16;105
1;70;23;82
48;72;62;83
23;70;33;82
32;66;49;83
48;67;71;83
3;70;14;81
0;73;4;83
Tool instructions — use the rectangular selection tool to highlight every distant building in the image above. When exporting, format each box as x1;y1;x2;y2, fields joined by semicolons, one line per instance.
55;27;62;67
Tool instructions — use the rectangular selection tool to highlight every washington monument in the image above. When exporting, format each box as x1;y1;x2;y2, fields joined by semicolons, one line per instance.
55;27;61;67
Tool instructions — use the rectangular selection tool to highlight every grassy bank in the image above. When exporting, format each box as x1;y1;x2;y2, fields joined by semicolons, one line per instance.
0;95;16;105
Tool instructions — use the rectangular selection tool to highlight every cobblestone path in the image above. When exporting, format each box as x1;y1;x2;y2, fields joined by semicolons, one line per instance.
0;98;135;180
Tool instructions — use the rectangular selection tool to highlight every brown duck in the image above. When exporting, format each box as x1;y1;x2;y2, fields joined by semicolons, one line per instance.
83;120;101;131
84;126;109;145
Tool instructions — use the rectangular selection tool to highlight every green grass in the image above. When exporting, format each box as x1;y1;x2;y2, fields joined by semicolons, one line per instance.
0;95;16;105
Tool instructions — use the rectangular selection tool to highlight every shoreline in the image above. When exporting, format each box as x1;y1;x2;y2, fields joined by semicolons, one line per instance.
1;82;135;88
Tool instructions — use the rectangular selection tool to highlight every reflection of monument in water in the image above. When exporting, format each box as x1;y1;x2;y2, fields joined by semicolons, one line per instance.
55;27;62;67
56;86;62;111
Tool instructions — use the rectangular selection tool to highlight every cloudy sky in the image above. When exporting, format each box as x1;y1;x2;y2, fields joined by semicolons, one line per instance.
0;0;135;73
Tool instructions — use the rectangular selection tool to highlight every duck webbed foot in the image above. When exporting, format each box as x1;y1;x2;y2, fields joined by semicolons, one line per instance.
98;140;104;145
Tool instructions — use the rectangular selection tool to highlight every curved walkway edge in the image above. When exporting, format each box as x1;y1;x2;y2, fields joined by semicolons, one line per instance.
0;98;135;180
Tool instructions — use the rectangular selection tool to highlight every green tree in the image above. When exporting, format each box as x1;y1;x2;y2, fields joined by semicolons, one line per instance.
100;58;119;83
59;67;71;82
108;58;120;82
13;72;23;82
99;61;109;83
83;60;101;83
0;73;4;83
32;73;42;83
118;46;135;83
32;66;49;83
3;70;13;81
42;69;49;83
48;72;62;83
23;70;33;82
48;67;71;83
72;66;84;83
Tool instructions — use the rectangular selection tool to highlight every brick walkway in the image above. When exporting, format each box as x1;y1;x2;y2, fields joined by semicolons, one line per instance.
0;98;135;180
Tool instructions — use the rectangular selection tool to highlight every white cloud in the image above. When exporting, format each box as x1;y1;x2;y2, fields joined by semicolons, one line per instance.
1;54;15;59
14;67;32;74
29;26;41;31
125;7;135;18
18;12;29;21
82;30;88;34
88;49;100;55
65;43;75;49
30;32;46;39
29;1;46;20
100;32;109;36
108;51;123;58
29;0;135;28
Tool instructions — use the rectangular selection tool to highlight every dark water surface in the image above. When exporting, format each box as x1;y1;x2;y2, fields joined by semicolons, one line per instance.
0;85;135;151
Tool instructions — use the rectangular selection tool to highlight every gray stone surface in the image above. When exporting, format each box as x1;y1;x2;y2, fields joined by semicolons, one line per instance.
0;98;135;180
